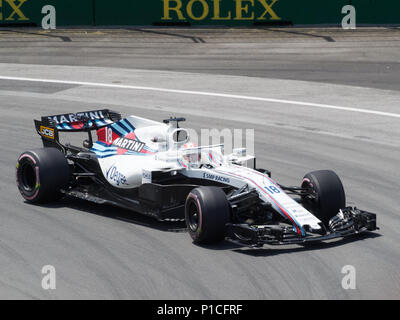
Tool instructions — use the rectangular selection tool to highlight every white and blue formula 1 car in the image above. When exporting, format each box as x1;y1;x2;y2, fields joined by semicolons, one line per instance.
16;109;378;246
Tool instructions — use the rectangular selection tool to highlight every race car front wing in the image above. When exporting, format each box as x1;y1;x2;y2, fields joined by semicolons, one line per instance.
226;207;378;247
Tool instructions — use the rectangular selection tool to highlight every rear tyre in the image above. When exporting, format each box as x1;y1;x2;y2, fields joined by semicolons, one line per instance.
301;170;346;226
16;148;70;203
185;187;230;245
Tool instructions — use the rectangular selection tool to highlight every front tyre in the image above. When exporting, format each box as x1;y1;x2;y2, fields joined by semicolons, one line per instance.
301;170;346;226
185;187;230;245
16;148;70;203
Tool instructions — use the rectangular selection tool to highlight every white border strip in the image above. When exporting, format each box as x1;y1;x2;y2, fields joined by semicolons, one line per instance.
1;75;400;119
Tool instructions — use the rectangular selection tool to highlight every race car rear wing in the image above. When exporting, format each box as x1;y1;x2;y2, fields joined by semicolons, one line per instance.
34;109;121;148
39;109;121;132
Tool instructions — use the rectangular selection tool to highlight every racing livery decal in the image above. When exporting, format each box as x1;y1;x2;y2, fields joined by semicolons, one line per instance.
39;126;55;140
203;172;230;184
48;110;106;124
113;137;145;153
106;164;128;186
92;119;156;158
47;110;114;131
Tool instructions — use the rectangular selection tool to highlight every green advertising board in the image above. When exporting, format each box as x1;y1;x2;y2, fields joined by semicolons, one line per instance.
94;0;348;26
0;0;399;27
0;0;93;26
352;0;400;24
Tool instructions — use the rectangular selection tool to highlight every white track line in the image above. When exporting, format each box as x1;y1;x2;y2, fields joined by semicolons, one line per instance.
1;75;400;119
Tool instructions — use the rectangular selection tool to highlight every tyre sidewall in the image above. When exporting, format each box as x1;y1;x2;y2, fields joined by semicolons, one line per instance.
16;153;41;201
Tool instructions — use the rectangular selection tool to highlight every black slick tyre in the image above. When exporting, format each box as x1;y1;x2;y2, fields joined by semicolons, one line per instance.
185;186;230;245
16;148;70;203
301;170;346;226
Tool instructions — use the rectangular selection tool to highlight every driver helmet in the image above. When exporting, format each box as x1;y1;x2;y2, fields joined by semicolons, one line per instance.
183;143;200;163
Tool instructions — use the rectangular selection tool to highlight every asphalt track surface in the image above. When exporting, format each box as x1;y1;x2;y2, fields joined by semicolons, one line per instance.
0;28;399;299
